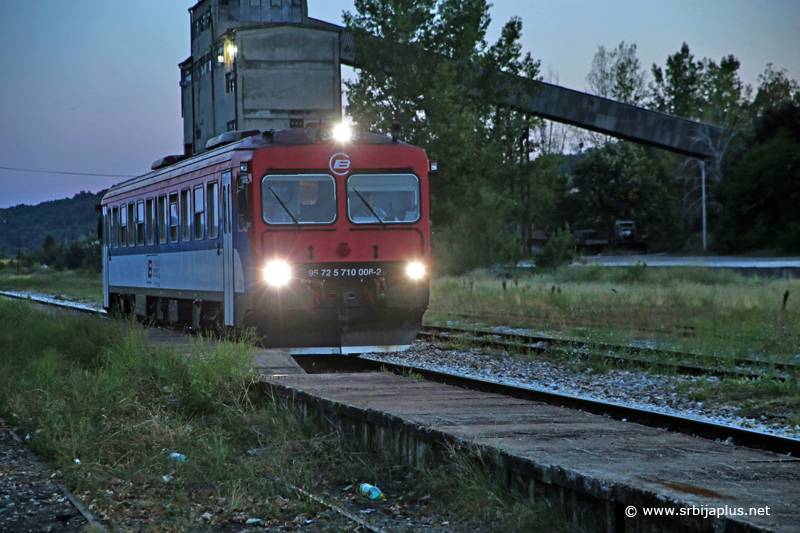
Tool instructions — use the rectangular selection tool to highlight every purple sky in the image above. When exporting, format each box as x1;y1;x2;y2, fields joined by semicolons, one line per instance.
1;0;798;209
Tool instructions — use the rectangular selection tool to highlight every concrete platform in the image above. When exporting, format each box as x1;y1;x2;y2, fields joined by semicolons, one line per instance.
253;350;306;375
262;372;800;533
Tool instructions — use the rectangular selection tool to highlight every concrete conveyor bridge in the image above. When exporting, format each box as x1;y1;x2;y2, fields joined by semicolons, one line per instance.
310;19;727;160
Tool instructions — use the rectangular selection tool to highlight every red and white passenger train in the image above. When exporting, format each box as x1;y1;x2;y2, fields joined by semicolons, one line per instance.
101;126;431;353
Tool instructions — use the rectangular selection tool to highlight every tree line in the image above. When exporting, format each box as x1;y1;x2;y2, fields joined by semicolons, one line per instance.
0;234;101;274
0;191;104;257
0;191;104;273
344;0;800;272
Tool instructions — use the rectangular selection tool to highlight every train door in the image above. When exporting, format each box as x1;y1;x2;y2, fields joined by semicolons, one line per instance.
102;205;109;309
222;170;234;326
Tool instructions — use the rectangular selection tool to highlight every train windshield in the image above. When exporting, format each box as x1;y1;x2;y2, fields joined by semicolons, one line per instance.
261;174;336;225
347;174;420;224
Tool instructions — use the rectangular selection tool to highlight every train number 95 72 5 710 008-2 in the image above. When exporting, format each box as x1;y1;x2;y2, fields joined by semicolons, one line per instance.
308;268;383;278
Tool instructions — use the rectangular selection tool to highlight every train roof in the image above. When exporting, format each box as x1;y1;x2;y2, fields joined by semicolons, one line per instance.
103;128;412;202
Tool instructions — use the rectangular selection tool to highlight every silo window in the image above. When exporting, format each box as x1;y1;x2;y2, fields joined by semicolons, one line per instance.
181;64;193;87
192;11;212;38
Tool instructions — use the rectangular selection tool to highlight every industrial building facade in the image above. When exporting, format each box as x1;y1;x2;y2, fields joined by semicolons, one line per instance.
181;0;342;154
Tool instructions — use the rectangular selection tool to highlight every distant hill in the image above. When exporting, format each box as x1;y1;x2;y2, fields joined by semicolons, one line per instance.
0;191;106;257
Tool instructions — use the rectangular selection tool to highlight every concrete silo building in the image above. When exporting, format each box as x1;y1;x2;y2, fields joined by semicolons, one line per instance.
180;0;343;154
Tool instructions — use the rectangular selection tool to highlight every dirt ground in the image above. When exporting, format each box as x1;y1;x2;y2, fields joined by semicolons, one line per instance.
0;421;91;533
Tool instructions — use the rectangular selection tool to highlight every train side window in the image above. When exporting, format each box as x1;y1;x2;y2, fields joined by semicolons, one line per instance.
207;181;219;239
158;195;168;244
222;171;231;235
146;198;155;245
236;175;251;231
128;203;136;247
169;192;179;243
222;185;228;234
194;185;205;240
112;206;119;248
181;188;191;241
120;204;128;246
136;200;145;245
104;210;110;248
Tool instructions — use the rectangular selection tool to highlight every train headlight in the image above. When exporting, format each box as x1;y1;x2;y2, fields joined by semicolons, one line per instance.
264;261;291;286
406;262;425;280
333;124;352;142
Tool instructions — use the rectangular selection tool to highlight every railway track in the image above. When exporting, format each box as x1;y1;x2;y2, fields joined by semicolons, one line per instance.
0;291;106;316
427;308;701;336
429;309;800;343
4;291;799;456
420;324;798;381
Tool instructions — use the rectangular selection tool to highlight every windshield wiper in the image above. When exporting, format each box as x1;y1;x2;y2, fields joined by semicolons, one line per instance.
353;189;386;228
269;187;302;229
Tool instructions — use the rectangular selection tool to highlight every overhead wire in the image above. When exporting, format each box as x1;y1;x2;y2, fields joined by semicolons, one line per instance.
0;166;137;178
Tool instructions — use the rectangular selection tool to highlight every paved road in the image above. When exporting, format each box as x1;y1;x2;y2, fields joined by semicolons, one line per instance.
577;254;800;268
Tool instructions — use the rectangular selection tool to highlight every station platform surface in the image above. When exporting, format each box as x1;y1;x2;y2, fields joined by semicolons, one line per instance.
263;371;800;532
253;350;306;375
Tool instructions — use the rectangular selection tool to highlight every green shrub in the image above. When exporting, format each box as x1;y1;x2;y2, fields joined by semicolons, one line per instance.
533;226;576;270
620;261;648;282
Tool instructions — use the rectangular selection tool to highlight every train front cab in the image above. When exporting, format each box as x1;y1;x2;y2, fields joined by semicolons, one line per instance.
241;136;431;353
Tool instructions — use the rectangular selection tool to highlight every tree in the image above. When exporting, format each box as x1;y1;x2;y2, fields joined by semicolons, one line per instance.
716;105;800;252
345;0;558;272
649;44;760;249
752;63;800;115
586;41;649;105
700;55;753;129
530;68;581;156
583;41;649;149
560;142;680;246
650;42;705;119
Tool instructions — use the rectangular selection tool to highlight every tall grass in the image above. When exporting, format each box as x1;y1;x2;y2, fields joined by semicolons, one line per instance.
0;268;102;302
428;267;800;361
0;299;571;531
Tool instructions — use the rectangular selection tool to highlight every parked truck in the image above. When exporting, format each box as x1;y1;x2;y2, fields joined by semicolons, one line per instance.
572;220;647;254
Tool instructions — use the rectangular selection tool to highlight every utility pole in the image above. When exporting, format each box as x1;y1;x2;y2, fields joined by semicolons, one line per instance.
701;160;707;251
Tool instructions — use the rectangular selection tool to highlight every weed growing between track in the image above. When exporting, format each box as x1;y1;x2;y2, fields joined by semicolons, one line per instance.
676;377;800;428
0;299;571;532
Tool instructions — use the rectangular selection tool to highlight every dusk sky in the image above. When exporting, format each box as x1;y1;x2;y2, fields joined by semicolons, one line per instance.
1;1;798;209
